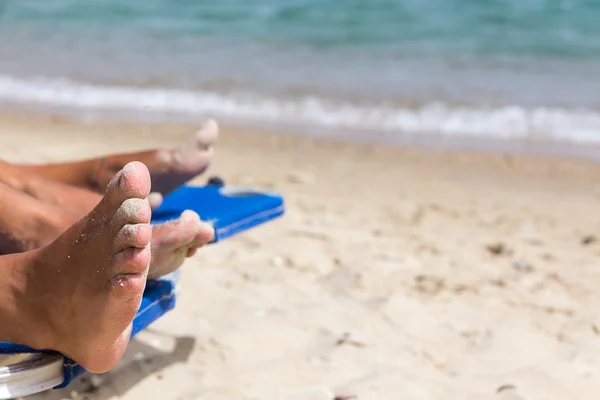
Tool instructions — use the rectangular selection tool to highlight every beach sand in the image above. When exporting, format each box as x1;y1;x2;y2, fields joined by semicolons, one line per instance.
2;112;600;400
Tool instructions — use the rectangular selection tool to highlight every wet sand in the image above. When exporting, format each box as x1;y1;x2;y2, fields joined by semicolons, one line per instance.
2;111;600;400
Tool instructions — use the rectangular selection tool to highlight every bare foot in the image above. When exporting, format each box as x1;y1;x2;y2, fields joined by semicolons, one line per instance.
0;182;213;278
135;119;219;195
0;161;152;373
16;118;218;211
10;119;218;196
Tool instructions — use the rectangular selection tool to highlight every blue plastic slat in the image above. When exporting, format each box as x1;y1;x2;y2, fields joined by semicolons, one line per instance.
151;185;285;242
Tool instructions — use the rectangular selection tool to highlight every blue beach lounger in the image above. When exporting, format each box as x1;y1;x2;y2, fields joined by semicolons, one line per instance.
0;182;285;399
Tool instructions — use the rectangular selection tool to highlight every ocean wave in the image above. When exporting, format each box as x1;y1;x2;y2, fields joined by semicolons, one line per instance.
1;74;600;143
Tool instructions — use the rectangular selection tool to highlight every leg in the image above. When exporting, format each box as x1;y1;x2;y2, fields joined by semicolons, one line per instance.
0;161;152;373
0;158;103;215
0;182;78;254
0;180;213;279
19;120;218;195
0;159;163;215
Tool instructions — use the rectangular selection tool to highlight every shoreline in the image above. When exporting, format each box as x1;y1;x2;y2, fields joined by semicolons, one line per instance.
5;105;600;174
4;102;600;167
0;111;600;192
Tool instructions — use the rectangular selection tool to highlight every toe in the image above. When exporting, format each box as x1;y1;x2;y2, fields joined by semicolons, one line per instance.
179;209;201;225
103;162;151;210
178;210;214;244
174;210;213;248
151;210;201;247
114;197;152;227
148;192;163;210
111;246;151;277
110;273;147;303
115;223;152;251
189;220;215;248
118;162;151;199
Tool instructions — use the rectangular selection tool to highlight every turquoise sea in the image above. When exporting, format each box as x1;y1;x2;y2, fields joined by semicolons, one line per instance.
1;0;600;144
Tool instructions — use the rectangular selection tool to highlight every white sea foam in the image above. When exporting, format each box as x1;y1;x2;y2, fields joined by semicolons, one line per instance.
1;74;600;143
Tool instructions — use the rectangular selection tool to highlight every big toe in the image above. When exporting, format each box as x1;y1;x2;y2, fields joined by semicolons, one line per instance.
104;161;151;209
179;209;214;246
